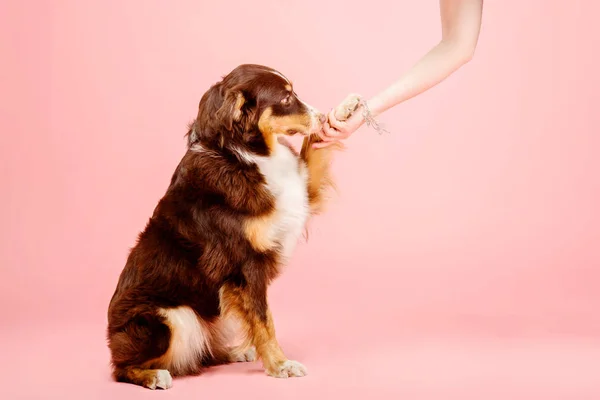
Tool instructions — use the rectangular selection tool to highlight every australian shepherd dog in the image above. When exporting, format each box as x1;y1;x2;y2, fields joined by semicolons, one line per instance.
106;64;347;389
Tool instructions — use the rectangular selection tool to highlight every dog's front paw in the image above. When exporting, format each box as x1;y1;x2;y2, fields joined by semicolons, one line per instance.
266;360;307;378
334;94;362;121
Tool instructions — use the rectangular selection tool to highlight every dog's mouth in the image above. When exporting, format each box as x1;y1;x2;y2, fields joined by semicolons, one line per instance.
285;123;319;137
298;115;325;136
286;127;321;137
266;109;324;137
289;107;325;137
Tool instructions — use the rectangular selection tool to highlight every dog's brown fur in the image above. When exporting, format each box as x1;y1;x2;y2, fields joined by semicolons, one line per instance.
106;64;341;389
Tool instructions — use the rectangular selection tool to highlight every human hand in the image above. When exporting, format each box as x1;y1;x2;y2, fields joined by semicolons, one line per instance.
314;94;365;149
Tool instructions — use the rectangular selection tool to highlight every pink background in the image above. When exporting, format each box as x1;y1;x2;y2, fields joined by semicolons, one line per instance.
2;0;599;399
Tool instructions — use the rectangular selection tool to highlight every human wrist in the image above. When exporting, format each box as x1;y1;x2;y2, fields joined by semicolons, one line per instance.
363;97;385;118
358;97;389;135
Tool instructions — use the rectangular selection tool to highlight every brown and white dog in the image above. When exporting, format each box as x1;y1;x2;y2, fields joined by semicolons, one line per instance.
106;64;345;390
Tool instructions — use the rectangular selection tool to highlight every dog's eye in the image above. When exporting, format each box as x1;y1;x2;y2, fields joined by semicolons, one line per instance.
281;95;291;106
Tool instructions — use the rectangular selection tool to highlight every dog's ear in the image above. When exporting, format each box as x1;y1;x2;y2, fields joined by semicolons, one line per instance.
216;90;246;131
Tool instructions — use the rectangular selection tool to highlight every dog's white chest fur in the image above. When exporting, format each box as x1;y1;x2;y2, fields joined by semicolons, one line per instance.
251;142;309;260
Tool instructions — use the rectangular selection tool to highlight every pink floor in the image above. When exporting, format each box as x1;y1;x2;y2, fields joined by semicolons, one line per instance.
3;254;600;400
3;326;600;400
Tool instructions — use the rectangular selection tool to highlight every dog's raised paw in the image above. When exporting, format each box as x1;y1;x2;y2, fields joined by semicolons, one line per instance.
267;360;308;378
334;94;362;121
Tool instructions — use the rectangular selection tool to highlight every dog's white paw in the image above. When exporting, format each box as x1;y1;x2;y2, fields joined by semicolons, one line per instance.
229;345;257;362
267;360;308;378
334;93;362;121
145;369;173;390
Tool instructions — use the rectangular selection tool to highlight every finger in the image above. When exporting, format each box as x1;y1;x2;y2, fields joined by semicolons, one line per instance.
313;139;346;149
314;128;328;141
317;124;330;140
312;140;337;149
321;122;340;139
328;109;346;131
325;120;353;140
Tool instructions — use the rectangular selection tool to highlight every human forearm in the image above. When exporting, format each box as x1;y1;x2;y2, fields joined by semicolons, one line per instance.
367;0;482;117
367;39;475;116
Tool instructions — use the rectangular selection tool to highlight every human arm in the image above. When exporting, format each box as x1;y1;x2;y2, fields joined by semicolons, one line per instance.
318;0;483;146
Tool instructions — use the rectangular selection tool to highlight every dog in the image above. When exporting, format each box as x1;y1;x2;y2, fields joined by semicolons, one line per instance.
106;64;345;390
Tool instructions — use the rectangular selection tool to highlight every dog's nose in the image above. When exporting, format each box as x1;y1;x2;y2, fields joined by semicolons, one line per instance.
318;113;327;124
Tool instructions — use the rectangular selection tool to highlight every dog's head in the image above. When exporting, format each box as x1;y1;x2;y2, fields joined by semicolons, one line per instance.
187;64;325;155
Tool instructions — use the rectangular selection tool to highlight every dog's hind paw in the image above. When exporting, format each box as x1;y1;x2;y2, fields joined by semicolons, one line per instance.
145;369;173;390
229;345;257;362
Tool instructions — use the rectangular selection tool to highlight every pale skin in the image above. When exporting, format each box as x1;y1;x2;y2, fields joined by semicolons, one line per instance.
316;0;484;148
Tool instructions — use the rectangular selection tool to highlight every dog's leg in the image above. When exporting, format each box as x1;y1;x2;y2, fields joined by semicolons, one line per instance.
300;134;343;215
108;308;175;390
220;282;306;378
300;93;361;214
215;314;257;362
228;341;258;362
112;367;173;390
